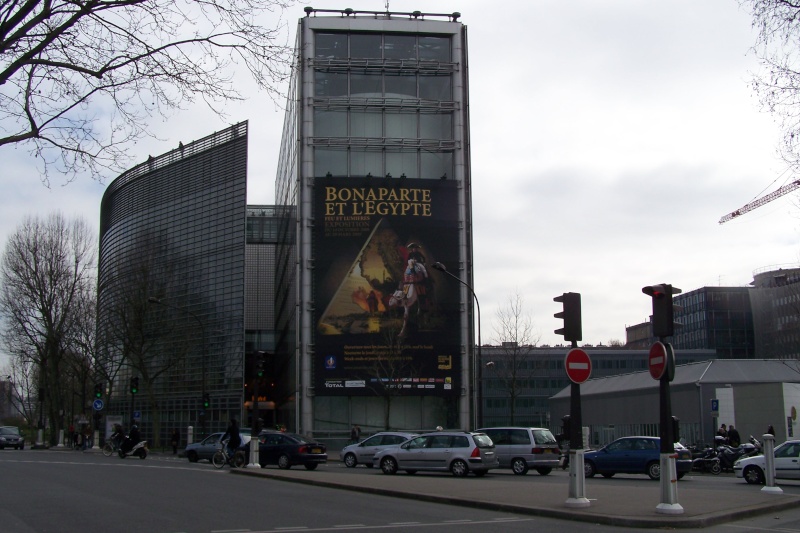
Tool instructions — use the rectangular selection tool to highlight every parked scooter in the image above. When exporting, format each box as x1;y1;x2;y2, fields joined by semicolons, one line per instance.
118;439;148;459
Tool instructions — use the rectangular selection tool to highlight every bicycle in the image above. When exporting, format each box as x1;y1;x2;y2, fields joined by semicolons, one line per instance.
102;438;121;457
212;442;245;469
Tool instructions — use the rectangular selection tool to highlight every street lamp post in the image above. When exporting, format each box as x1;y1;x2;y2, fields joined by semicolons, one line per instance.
431;262;481;430
148;296;207;436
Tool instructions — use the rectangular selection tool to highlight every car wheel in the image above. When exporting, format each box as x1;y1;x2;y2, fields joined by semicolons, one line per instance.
343;453;357;468
511;458;528;475
584;461;596;478
647;461;661;480
601;472;615;478
187;451;198;463
277;454;292;469
380;456;398;475
536;467;552;476
450;459;468;477
743;465;765;485
305;463;318;470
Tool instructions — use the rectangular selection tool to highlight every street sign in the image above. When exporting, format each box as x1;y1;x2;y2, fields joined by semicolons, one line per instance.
92;399;104;411
565;348;592;384
649;341;667;380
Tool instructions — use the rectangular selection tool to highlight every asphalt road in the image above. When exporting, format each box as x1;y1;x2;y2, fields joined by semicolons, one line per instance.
2;449;800;533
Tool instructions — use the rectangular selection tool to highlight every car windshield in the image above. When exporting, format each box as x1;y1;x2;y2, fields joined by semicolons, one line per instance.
532;429;557;445
0;427;19;436
473;434;494;448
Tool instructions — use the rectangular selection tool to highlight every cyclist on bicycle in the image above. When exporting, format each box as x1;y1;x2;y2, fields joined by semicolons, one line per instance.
220;418;241;463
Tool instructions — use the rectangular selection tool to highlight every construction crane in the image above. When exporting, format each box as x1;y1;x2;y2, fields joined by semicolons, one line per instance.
718;179;800;224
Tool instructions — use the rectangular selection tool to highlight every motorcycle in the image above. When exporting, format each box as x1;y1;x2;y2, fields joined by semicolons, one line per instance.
716;439;759;472
691;446;721;474
118;439;148;459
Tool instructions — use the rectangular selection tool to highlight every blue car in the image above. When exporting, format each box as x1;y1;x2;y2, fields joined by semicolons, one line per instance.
583;436;692;480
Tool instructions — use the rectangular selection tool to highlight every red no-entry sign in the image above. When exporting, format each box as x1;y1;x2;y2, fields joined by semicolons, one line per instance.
649;341;667;380
565;348;592;384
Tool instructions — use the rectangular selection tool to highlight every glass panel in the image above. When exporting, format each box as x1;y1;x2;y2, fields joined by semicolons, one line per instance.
314;149;347;177
350;111;382;138
419;36;450;61
350;150;383;177
316;33;348;59
350;34;382;58
385;113;416;138
420;151;452;179
315;72;348;97
419;75;451;100
350;73;382;97
385;73;416;98
419;113;452;140
386;152;418;179
314;110;347;137
384;34;417;59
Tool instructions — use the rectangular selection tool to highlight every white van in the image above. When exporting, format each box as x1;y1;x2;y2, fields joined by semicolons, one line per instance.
477;427;560;475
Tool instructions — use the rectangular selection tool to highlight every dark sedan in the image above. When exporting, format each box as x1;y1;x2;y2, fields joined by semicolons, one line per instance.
583;436;692;480
238;431;327;470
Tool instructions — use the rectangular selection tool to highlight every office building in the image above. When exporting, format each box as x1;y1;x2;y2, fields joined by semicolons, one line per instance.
274;7;475;434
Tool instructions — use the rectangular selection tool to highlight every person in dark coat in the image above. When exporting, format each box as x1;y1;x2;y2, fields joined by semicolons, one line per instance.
727;425;741;447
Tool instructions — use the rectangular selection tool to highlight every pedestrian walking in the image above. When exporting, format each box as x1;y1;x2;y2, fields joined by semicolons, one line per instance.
171;429;180;454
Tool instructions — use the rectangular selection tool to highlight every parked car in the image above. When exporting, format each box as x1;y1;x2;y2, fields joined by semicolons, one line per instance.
341;431;418;468
0;426;25;450
237;430;327;470
372;431;499;477
734;439;800;484
583;436;692;480
477;426;560;475
184;431;251;463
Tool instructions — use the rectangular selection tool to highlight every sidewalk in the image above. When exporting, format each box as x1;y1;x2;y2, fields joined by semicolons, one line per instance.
232;453;800;529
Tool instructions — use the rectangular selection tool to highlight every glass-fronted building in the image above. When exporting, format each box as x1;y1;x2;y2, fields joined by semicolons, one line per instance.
275;8;475;434
97;123;248;446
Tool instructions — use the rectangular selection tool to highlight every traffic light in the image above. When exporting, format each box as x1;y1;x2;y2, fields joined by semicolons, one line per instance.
130;376;139;394
203;393;210;409
671;416;680;442
642;283;682;338
554;292;582;342
256;357;265;378
94;383;103;399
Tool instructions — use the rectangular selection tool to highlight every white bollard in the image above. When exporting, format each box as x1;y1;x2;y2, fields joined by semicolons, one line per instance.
656;453;684;514
762;434;783;494
565;449;590;508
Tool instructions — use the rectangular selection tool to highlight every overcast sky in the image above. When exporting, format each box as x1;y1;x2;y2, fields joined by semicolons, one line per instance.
2;0;798;359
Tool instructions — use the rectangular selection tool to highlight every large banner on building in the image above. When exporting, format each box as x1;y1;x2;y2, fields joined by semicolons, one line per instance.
313;177;462;396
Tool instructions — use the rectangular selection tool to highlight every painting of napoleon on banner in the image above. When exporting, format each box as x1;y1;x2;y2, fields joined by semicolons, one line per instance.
317;220;446;341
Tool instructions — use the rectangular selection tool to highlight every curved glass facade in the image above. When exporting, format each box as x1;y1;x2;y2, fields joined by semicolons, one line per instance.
98;123;248;445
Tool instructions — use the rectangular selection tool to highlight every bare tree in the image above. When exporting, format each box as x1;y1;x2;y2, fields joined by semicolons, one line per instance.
489;293;541;426
743;0;800;168
0;213;96;444
1;0;295;185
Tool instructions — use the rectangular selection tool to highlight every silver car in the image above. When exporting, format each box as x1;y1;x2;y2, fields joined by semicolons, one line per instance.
372;431;499;477
341;431;418;468
477;427;560;475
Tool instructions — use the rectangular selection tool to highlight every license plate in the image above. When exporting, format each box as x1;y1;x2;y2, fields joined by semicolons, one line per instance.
311;447;322;454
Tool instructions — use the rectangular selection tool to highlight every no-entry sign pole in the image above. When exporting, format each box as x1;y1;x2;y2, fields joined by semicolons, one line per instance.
565;347;591;508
